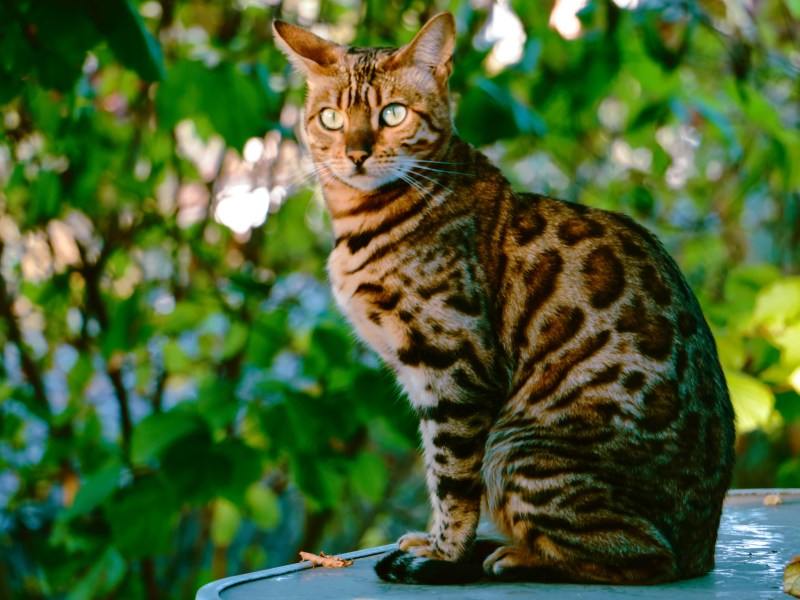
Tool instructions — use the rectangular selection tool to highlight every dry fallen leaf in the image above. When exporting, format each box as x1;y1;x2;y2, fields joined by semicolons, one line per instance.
785;556;800;597
299;551;354;568
764;494;783;506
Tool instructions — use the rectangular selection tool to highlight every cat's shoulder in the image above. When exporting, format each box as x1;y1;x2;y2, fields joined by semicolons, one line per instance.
514;192;655;236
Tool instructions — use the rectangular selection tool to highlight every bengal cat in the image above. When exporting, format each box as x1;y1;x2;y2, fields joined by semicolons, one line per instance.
273;12;735;585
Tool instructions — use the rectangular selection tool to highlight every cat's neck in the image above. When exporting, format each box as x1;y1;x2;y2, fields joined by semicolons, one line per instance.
321;135;511;238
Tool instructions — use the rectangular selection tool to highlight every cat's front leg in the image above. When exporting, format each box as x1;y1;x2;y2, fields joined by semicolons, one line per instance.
400;401;491;561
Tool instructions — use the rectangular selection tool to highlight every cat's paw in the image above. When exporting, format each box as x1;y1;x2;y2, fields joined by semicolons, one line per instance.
397;531;432;552
397;532;456;560
483;546;532;577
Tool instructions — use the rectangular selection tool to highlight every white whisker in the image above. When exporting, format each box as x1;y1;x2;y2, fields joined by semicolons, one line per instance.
404;167;455;195
406;163;471;176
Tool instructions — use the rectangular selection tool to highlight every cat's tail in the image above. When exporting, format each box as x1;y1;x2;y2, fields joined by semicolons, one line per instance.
374;539;500;585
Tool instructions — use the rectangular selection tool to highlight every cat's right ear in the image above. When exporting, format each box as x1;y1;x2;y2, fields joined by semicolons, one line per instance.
389;12;456;84
272;21;343;77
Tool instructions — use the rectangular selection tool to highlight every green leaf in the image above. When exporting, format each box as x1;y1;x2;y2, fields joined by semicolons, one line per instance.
26;0;100;91
210;498;242;547
68;353;95;397
131;410;206;464
716;335;746;371
307;323;352;373
776;458;800;487
62;459;123;520
291;455;345;509
456;83;517;146
163;339;192;373
775;390;800;424
67;547;127;600
774;324;800;366
161;301;208;334
245;484;281;530
156;61;270;148
726;369;776;433
221;321;249;360
88;0;166;81
215;438;263;503
102;292;149;357
106;473;176;559
29;170;62;225
752;277;800;332
350;452;388;503
160;430;234;504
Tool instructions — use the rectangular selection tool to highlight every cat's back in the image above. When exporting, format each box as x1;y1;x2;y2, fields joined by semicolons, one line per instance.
497;191;734;440
488;191;735;575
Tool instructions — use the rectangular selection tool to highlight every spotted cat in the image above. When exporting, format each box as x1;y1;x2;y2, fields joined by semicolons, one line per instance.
273;12;735;584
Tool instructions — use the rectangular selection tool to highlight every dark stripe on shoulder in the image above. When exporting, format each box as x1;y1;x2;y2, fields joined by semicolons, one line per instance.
512;250;564;349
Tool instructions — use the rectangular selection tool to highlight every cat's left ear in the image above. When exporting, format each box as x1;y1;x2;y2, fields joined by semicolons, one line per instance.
272;20;343;77
390;12;456;83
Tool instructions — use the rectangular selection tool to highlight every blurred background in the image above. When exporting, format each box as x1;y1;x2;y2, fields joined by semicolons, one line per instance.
0;0;798;597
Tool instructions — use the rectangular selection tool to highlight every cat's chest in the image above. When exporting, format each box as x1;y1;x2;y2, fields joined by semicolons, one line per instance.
327;244;408;360
327;240;472;363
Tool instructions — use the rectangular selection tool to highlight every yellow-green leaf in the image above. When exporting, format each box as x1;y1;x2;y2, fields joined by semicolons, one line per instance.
726;370;776;433
211;498;242;547
752;277;800;332
245;484;281;530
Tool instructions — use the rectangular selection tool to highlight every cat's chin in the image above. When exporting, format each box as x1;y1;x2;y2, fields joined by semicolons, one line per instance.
335;172;397;192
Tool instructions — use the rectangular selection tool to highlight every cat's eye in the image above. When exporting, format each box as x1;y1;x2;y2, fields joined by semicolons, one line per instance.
319;108;344;130
381;104;407;127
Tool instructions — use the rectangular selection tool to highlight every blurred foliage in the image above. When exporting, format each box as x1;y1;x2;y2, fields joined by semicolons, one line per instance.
0;0;798;597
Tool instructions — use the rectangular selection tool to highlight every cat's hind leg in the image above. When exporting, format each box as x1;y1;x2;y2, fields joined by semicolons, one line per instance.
482;436;679;583
481;527;678;584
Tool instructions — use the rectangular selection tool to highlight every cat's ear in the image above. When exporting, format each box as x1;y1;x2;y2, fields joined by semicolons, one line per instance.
272;20;343;76
390;12;456;80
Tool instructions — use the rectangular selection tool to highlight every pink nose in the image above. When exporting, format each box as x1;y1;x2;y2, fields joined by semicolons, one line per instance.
347;149;369;166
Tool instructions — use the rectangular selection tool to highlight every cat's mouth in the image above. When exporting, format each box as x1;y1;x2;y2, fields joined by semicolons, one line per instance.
334;163;398;192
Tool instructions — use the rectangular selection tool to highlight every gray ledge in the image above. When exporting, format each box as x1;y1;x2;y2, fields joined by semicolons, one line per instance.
197;489;800;599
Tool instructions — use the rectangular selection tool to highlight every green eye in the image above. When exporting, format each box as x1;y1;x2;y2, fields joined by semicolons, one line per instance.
381;104;407;127
320;108;344;130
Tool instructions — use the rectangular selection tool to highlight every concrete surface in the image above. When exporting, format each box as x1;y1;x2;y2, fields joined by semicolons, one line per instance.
196;489;800;599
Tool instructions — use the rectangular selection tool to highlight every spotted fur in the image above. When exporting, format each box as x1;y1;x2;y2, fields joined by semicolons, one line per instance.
274;13;735;585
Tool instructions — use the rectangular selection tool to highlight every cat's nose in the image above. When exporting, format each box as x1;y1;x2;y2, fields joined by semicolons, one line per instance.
346;149;370;167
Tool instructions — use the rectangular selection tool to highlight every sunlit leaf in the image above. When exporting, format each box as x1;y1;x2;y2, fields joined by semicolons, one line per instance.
245;484;281;530
752;277;800;332
726;369;776;433
210;498;242;547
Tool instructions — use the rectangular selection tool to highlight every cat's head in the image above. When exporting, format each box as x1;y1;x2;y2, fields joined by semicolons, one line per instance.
273;13;455;192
